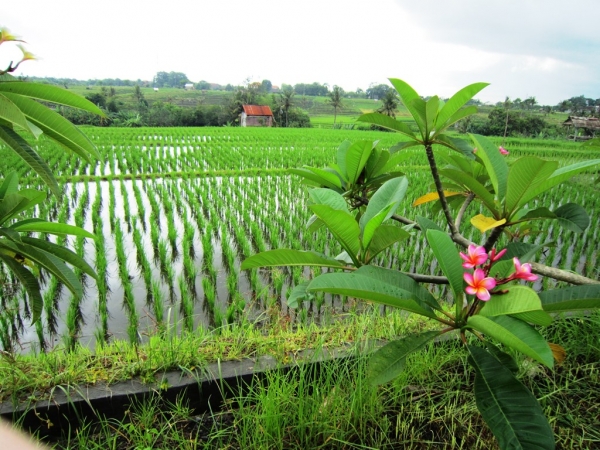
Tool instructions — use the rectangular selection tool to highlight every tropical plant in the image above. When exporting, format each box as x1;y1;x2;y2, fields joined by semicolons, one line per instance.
327;86;344;125
242;78;600;449
0;29;102;324
377;89;399;118
276;88;295;127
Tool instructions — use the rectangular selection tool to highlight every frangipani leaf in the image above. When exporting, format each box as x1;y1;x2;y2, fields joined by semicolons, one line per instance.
310;205;361;264
521;159;600;205
346;140;375;185
471;214;506;233
308;265;439;318
368;331;440;385
413;190;462;207
479;285;552;326
365;225;410;263
360;177;408;229
357;112;417;139
539;284;600;313
467;315;553;368
308;188;348;212
505;157;558;215
289;167;343;191
470;133;508;202
468;346;555;450
425;230;464;310
436;82;489;127
0;81;106;115
554;203;589;233
241;249;346;270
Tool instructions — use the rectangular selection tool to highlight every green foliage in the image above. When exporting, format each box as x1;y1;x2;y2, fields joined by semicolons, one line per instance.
0;33;100;325
0;173;97;322
242;78;600;449
468;346;555;449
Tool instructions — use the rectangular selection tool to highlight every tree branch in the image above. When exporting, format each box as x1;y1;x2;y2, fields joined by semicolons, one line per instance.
455;193;475;230
530;262;600;285
424;145;470;247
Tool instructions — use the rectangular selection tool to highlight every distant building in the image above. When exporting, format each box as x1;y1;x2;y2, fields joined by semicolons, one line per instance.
184;83;195;90
563;116;600;140
241;105;274;127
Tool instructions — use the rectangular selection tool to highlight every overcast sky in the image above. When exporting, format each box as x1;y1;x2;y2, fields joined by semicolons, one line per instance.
2;0;599;105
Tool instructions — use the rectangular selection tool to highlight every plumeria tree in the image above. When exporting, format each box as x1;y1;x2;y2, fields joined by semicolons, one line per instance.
0;29;101;324
242;78;600;449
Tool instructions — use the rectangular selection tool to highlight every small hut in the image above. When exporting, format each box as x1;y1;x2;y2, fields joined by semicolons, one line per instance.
241;105;274;127
562;116;600;140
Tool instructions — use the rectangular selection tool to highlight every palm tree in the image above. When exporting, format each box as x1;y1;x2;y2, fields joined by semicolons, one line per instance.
502;96;512;146
327;86;344;125
278;88;295;127
377;89;399;117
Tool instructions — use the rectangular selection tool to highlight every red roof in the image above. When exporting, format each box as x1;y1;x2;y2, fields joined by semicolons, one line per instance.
242;105;273;116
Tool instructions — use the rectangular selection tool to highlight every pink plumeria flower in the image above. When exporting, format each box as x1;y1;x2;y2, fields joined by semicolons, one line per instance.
499;146;509;155
464;269;497;301
490;248;507;262
460;244;488;269
513;257;538;281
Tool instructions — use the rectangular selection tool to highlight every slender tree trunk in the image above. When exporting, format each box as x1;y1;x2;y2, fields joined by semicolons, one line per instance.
502;109;509;146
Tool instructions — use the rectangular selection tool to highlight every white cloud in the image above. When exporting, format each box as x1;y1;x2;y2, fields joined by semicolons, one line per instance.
2;0;599;104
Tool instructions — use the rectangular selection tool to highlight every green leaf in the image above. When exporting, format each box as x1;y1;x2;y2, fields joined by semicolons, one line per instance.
21;237;97;280
289;167;343;191
415;215;444;233
308;265;439;318
506;157;558;215
388;140;421;153
368;331;440;385
425;230;465;307
0;172;19;200
554;203;589;233
0;81;106;115
0;190;46;225
306;215;324;233
0;239;83;298
479;285;552;326
539;284;600;313
388;78;425;134
521;159;600;204
241;249;346;270
439;168;497;213
0;253;43;323
357;112;417;139
436;82;489;127
287;281;312;309
345;140;375;185
360;177;408;230
309;205;361;265
336;140;352;181
361;204;395;253
470;133;508;202
434;134;477;160
467;315;553;367
365;225;410;263
438;105;478;132
4;93;100;163
307;188;348;211
0;92;30;131
0;125;60;197
468;345;555;450
425;96;440;134
11;220;95;238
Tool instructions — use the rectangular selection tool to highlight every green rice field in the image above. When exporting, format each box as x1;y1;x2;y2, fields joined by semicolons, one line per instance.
0;127;598;352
